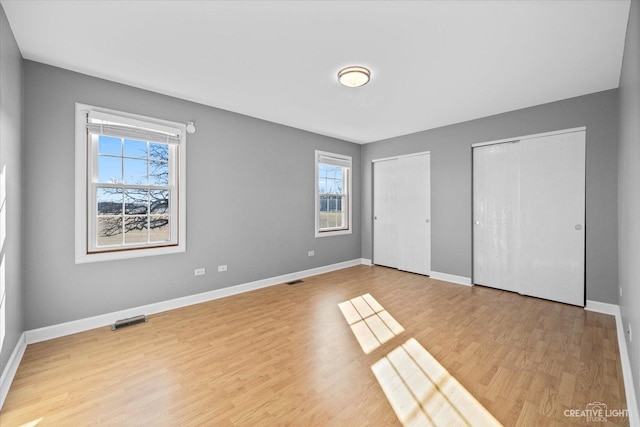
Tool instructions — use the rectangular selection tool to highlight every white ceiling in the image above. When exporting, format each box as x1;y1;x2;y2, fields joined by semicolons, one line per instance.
1;0;631;144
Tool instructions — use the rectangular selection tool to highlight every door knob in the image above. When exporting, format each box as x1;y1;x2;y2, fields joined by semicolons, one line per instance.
374;216;377;220
426;219;430;223
575;224;583;230
475;220;480;225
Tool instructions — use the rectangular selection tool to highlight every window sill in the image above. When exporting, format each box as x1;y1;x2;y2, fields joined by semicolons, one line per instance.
315;229;352;238
75;243;185;264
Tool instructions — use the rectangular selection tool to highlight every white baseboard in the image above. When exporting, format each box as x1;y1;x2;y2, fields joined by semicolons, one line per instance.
430;271;472;286
360;258;373;266
585;300;619;316
0;332;26;410
25;258;364;345
585;300;639;426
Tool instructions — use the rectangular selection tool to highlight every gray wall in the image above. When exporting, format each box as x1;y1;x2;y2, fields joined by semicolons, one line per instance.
361;90;619;304
618;0;640;412
23;61;361;330
0;5;23;374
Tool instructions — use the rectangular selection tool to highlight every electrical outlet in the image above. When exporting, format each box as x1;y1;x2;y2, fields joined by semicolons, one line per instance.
308;251;315;257
218;265;227;272
194;268;206;276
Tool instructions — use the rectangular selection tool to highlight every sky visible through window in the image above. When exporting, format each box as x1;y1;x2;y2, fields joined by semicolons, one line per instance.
318;163;343;195
97;136;168;185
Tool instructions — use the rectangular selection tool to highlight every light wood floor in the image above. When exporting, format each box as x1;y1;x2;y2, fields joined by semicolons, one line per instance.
0;266;628;426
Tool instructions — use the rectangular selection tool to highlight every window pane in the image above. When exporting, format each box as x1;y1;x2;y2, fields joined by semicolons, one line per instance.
149;143;168;161
124;139;148;159
150;215;170;242
318;177;326;193
319;194;345;230
327;166;335;180
98;155;122;184
98;135;121;156
97;216;123;246
125;189;148;215
318;163;327;179
124;216;148;244
150;190;169;214
318;164;345;196
327;179;336;194
335;167;343;180
124;158;148;184
150;161;169;185
97;188;123;215
320;211;343;229
328;212;337;228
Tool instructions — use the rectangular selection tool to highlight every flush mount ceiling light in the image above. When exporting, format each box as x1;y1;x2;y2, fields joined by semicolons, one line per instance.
338;66;371;88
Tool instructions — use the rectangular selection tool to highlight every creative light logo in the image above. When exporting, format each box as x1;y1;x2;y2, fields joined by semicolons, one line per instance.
585;402;607;423
564;402;628;422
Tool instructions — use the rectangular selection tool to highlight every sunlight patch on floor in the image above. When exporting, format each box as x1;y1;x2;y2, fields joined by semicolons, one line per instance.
372;338;502;427
19;418;43;427
338;293;405;354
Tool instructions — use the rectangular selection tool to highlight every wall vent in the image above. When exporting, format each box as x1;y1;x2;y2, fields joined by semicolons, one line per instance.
111;314;147;331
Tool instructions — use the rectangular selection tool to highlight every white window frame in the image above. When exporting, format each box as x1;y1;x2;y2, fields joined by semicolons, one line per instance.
315;150;352;238
75;103;187;263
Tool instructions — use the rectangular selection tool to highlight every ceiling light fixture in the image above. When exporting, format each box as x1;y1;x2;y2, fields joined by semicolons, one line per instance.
338;66;370;88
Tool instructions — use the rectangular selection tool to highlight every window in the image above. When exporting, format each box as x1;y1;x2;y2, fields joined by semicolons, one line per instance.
75;104;186;263
315;150;352;237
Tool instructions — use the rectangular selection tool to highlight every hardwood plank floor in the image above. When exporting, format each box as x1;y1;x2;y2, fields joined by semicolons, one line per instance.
0;266;628;426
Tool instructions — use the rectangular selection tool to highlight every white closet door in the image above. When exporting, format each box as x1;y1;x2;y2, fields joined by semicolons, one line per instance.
397;154;431;275
473;129;585;306
519;131;585;305
473;143;521;293
373;159;399;268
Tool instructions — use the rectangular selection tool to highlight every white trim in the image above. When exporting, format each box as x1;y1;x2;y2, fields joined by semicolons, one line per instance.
24;258;363;345
585;301;639;426
371;150;430;163
0;332;26;410
88;110;183;140
315;150;353;238
471;126;586;148
360;258;373;266
315;228;352;238
585;300;619;316
430;271;472;286
74;103;187;264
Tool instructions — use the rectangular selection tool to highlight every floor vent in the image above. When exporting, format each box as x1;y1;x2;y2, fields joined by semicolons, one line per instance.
286;279;304;285
111;314;147;331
